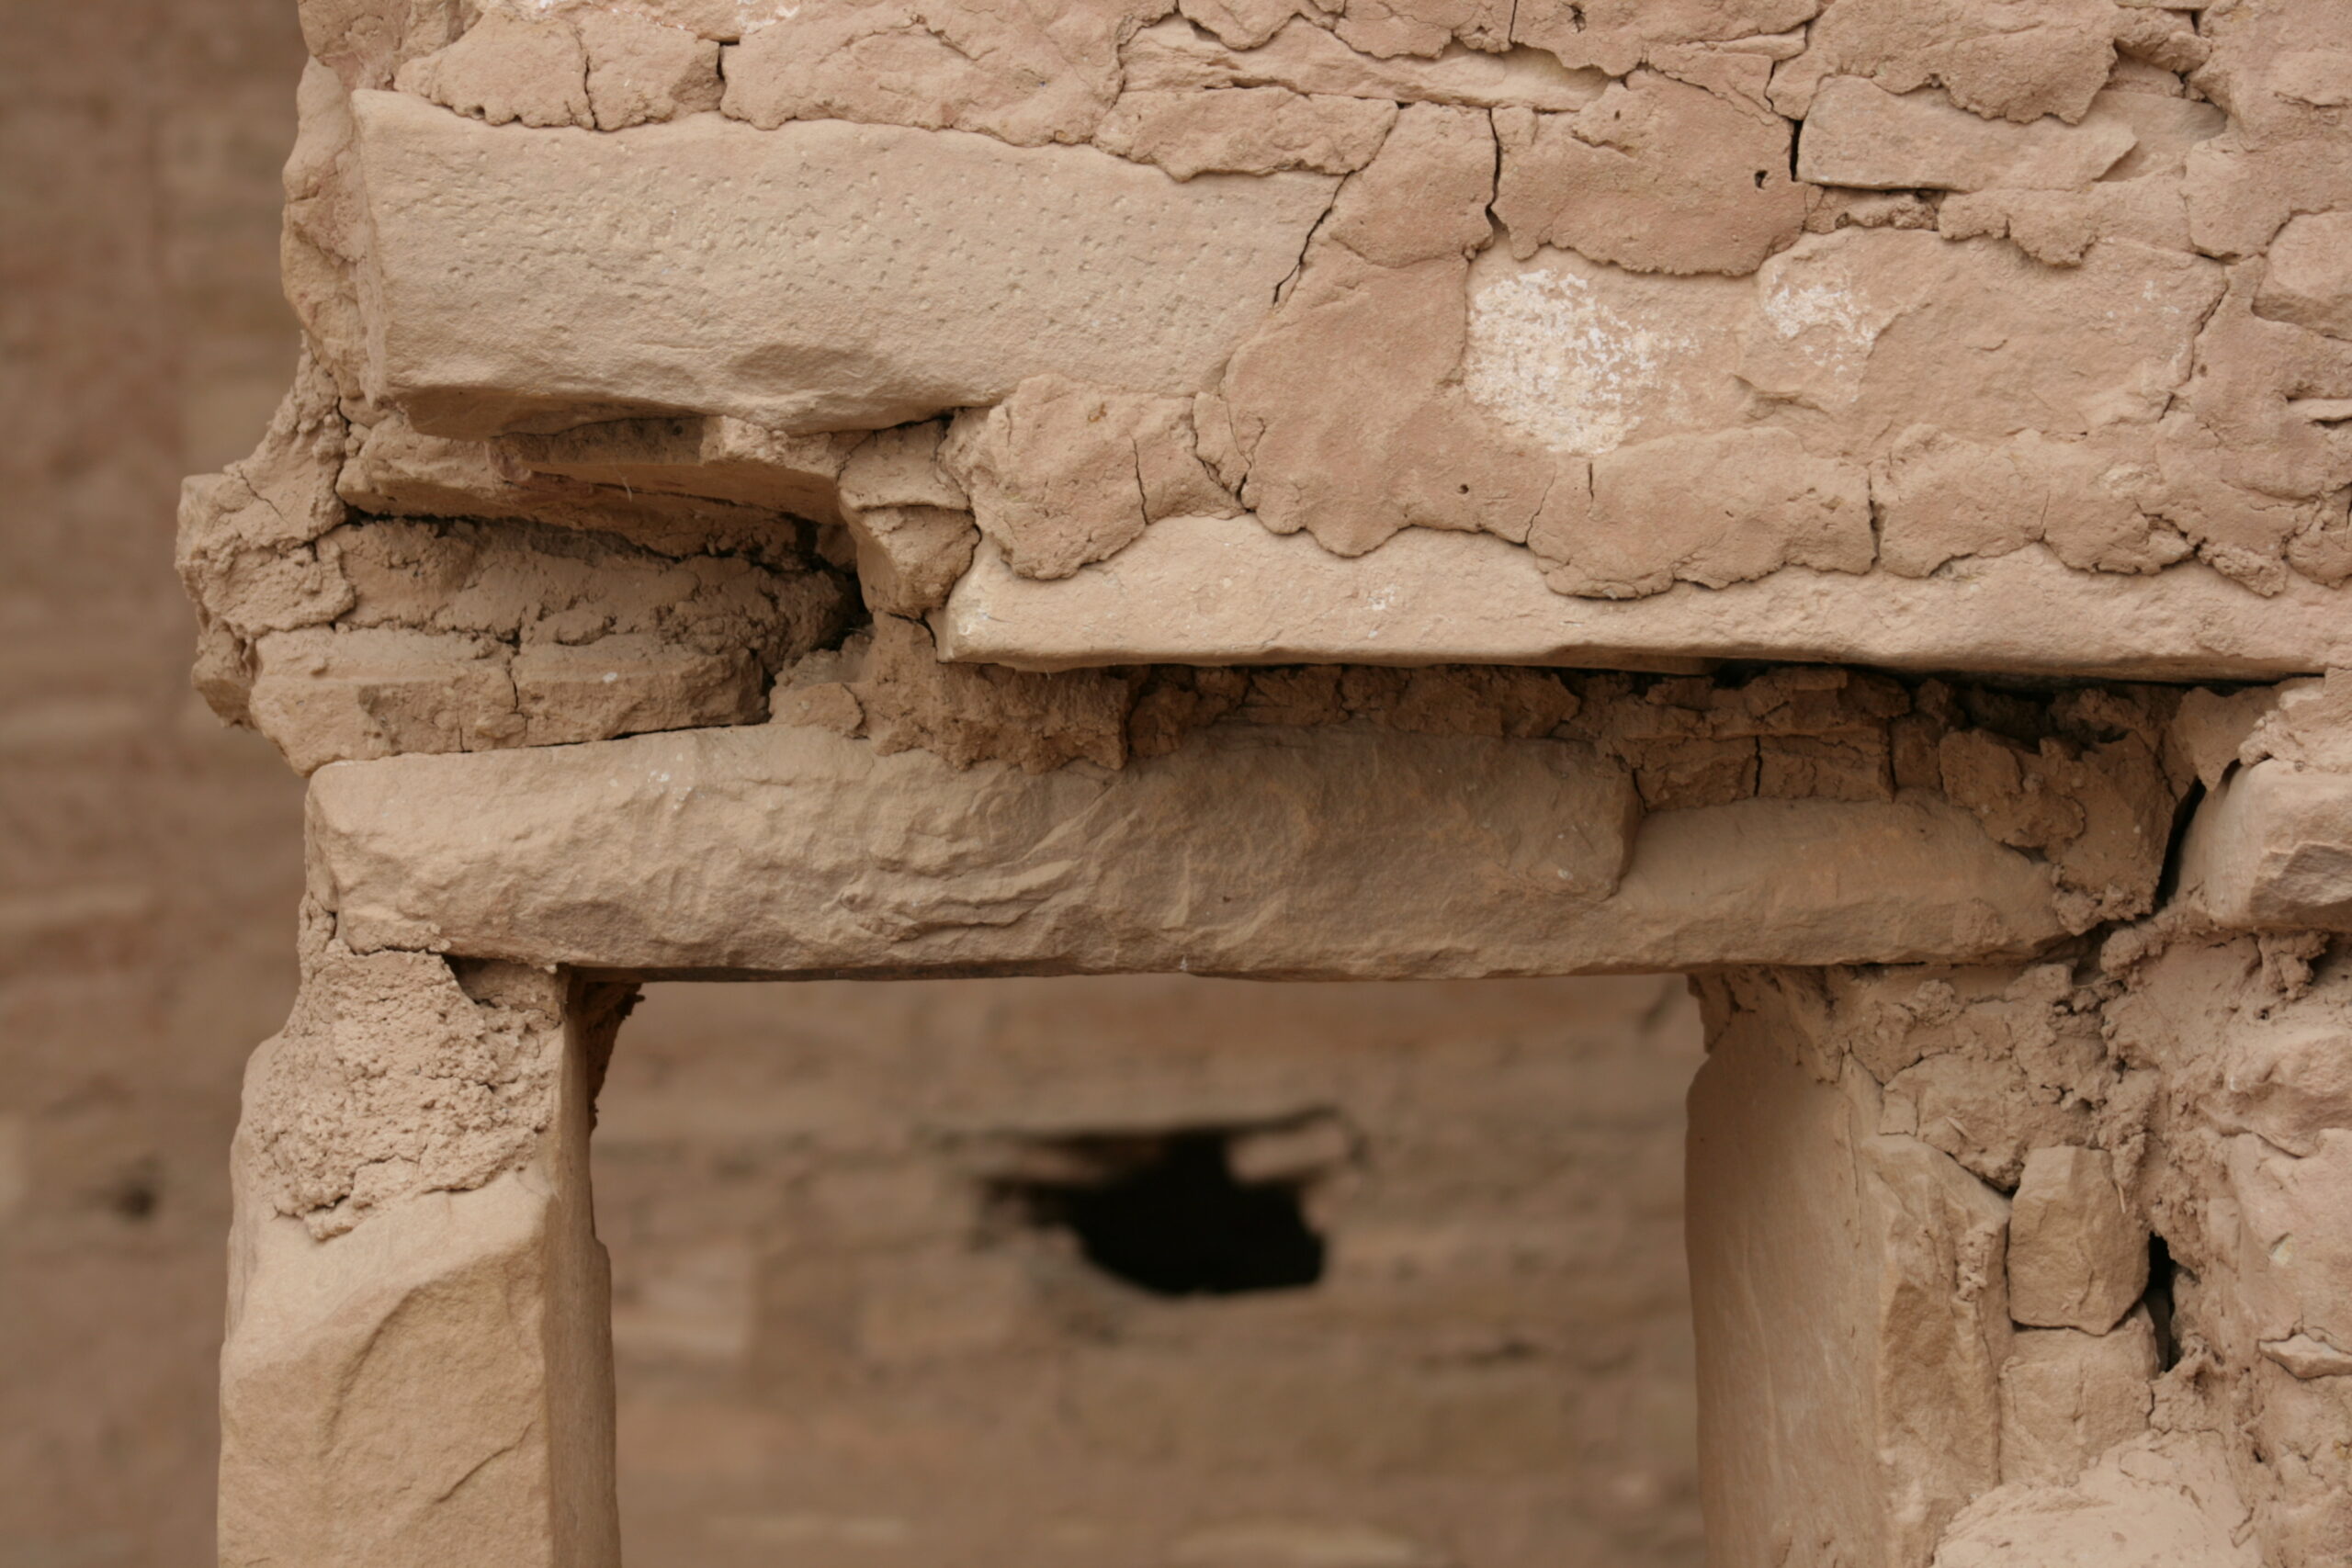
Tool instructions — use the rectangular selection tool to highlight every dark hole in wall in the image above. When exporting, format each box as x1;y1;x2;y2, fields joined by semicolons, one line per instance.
2152;779;2206;912
2145;1233;2181;1370
95;1156;161;1223
998;1132;1328;1297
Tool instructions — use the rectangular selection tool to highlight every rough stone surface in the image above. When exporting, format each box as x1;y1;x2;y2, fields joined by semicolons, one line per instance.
224;0;2352;649
2007;1145;2150;1333
1998;1314;2158;1486
179;360;854;773
2182;761;2352;932
299;716;2095;979
327;89;1340;436
233;0;2352;649
1931;1434;2263;1568
1492;73;1807;275
231;0;2352;649
1687;972;2013;1568
1797;78;2138;192
1093;85;1397;178
1691;933;2352;1564
243;904;566;1239
942;376;1236;581
152;4;2352;1562
938;517;2352;681
220;935;628;1568
2260;212;2352;343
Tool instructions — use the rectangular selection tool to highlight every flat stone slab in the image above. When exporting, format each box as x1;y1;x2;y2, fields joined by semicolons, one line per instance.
934;516;2352;682
345;92;1337;436
306;720;2069;978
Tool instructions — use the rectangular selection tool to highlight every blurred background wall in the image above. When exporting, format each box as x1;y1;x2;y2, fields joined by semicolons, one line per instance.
0;6;1707;1564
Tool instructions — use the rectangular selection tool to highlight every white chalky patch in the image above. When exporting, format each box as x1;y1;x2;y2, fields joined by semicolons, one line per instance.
1758;258;1877;375
1462;269;1698;457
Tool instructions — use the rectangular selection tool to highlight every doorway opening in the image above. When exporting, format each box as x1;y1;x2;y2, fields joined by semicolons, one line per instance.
594;973;1706;1568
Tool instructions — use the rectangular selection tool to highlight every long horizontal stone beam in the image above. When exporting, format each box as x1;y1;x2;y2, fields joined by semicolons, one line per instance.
305;720;2070;979
344;93;1336;436
934;517;2352;682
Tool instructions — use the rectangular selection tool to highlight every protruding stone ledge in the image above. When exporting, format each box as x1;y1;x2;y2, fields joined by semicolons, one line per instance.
934;516;2352;682
303;720;2069;979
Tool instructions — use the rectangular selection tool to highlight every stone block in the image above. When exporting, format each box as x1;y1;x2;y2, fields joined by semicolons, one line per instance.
1797;78;2137;192
336;90;1337;436
934;516;2352;682
2257;212;2352;342
2007;1146;2148;1334
220;939;622;1567
1932;1433;2262;1568
1998;1314;2157;1485
301;719;2091;978
2180;761;2352;931
2217;1012;2352;1158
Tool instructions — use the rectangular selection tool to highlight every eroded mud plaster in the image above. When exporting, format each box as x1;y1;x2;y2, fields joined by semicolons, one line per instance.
210;0;2352;648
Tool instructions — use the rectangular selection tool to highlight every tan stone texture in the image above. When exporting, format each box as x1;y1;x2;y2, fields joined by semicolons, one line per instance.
220;944;626;1568
96;0;2352;1560
1998;1313;2158;1486
329;90;1340;436
188;0;2352;692
300;709;2106;978
1688;972;2013;1568
2007;1145;2150;1333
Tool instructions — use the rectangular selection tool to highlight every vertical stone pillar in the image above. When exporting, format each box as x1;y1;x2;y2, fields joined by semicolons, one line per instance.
1685;968;2015;1568
219;904;629;1568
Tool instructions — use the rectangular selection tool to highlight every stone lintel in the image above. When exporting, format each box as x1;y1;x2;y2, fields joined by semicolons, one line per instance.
303;720;2069;979
934;517;2352;682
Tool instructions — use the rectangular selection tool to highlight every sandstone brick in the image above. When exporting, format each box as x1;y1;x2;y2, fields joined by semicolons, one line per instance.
391;12;591;129
2007;1146;2148;1334
2182;761;2352;931
1549;429;1873;600
1797;78;2137;193
1933;1433;2262;1568
943;375;1236;581
1491;73;1805;275
1122;14;1609;111
333;90;1338;436
2257;212;2352;342
576;9;721;130
1687;988;2011;1568
937;513;2352;680
1093;86;1396;179
1998;1314;2157;1485
1770;0;2120;123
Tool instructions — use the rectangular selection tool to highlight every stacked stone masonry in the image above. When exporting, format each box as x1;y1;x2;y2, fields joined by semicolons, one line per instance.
180;0;2352;1564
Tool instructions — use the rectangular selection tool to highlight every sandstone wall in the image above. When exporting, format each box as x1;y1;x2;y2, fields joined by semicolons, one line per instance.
2;10;1709;1564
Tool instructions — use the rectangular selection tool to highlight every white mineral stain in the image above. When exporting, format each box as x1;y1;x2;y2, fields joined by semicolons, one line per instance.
1758;259;1875;374
1462;269;1696;457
